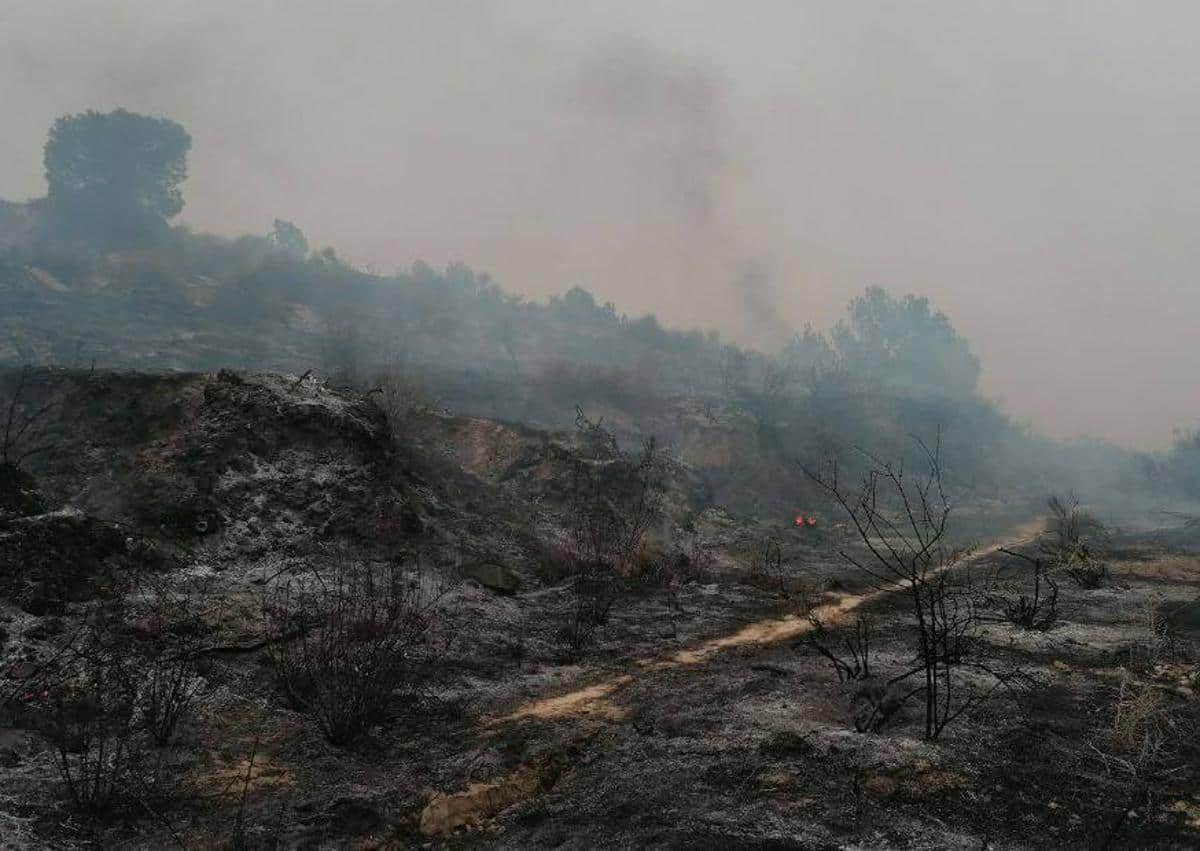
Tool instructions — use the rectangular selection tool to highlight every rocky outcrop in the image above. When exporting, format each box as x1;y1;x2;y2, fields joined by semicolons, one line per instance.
461;561;522;594
0;463;44;522
0;508;149;614
4;368;419;569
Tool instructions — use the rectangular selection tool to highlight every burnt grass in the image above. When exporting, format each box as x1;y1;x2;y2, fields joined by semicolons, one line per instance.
0;368;1197;849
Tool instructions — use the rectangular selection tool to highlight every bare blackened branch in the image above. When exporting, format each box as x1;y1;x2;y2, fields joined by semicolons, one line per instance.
800;433;1024;739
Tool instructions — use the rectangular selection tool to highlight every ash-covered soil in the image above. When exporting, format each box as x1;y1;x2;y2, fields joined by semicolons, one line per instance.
0;369;1197;849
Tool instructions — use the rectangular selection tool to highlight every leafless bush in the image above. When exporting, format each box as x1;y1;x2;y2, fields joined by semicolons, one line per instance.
1041;494;1108;587
370;361;428;437
805;611;873;683
1122;602;1186;672
557;558;620;658
318;312;429;435
852;678;910;733
0;367;62;521
228;732;291;851
1063;551;1109;589
557;409;664;657
742;535;813;604
1089;666;1200;847
568;412;664;573
140;653;201;748
683;538;716;585
1;366;61;470
804;435;1025;739
1109;674;1171;774
745;537;785;593
538;538;615;656
657;560;687;640
633;541;710;640
264;554;435;745
661;539;714;592
557;584;612;660
131;581;206;746
997;550;1059;631
320;316;372;388
46;650;143;815
35;597;197;820
1043;493;1103;553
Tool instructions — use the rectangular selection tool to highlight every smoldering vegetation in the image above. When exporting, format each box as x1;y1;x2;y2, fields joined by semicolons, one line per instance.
3;110;1196;516
0;109;1199;849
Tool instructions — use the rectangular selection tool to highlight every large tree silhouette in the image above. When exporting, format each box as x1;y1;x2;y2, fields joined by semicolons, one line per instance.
43;109;191;245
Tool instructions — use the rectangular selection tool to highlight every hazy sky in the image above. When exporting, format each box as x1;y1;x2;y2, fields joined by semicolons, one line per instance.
2;1;1198;448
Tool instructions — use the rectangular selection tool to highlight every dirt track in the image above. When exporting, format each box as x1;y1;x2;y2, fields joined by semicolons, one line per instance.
420;521;1047;836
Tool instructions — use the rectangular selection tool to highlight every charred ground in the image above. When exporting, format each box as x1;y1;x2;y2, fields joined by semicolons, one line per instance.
0;368;1196;849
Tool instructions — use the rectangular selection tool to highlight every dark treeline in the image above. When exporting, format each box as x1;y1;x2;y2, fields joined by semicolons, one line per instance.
1;109;1194;513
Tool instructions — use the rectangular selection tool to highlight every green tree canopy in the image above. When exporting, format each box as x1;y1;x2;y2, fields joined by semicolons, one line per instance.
269;219;308;258
43;109;191;245
832;287;980;397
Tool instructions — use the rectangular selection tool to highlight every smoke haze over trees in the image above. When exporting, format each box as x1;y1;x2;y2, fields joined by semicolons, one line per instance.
3;2;1200;448
42;109;191;246
4;12;1200;849
2;106;1189;516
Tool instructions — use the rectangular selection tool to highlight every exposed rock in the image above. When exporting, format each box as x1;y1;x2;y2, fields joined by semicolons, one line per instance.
758;729;816;759
420;750;569;836
22;617;63;641
0;462;45;522
3;659;36;680
0;508;131;608
313;796;386;836
461;561;521;594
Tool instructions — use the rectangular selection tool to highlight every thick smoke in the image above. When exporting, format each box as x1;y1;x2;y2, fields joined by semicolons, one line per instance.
3;2;1200;447
732;262;791;346
574;36;728;228
571;36;790;347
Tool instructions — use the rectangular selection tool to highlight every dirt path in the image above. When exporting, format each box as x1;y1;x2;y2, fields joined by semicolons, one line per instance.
489;521;1043;727
420;520;1045;835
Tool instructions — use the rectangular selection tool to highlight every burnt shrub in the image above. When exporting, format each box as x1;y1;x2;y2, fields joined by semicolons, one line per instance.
806;437;1029;740
535;539;581;586
132;585;206;746
32;596;199;819
996;551;1059;631
742;537;787;593
554;410;665;657
264;553;435;745
0;461;45;521
1041;493;1109;587
1;366;65;479
139;652;201;747
1062;550;1109;589
852;678;909;733
370;362;428;440
631;539;713;639
46;653;144;816
568;411;664;576
804;611;874;682
739;536;811;604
